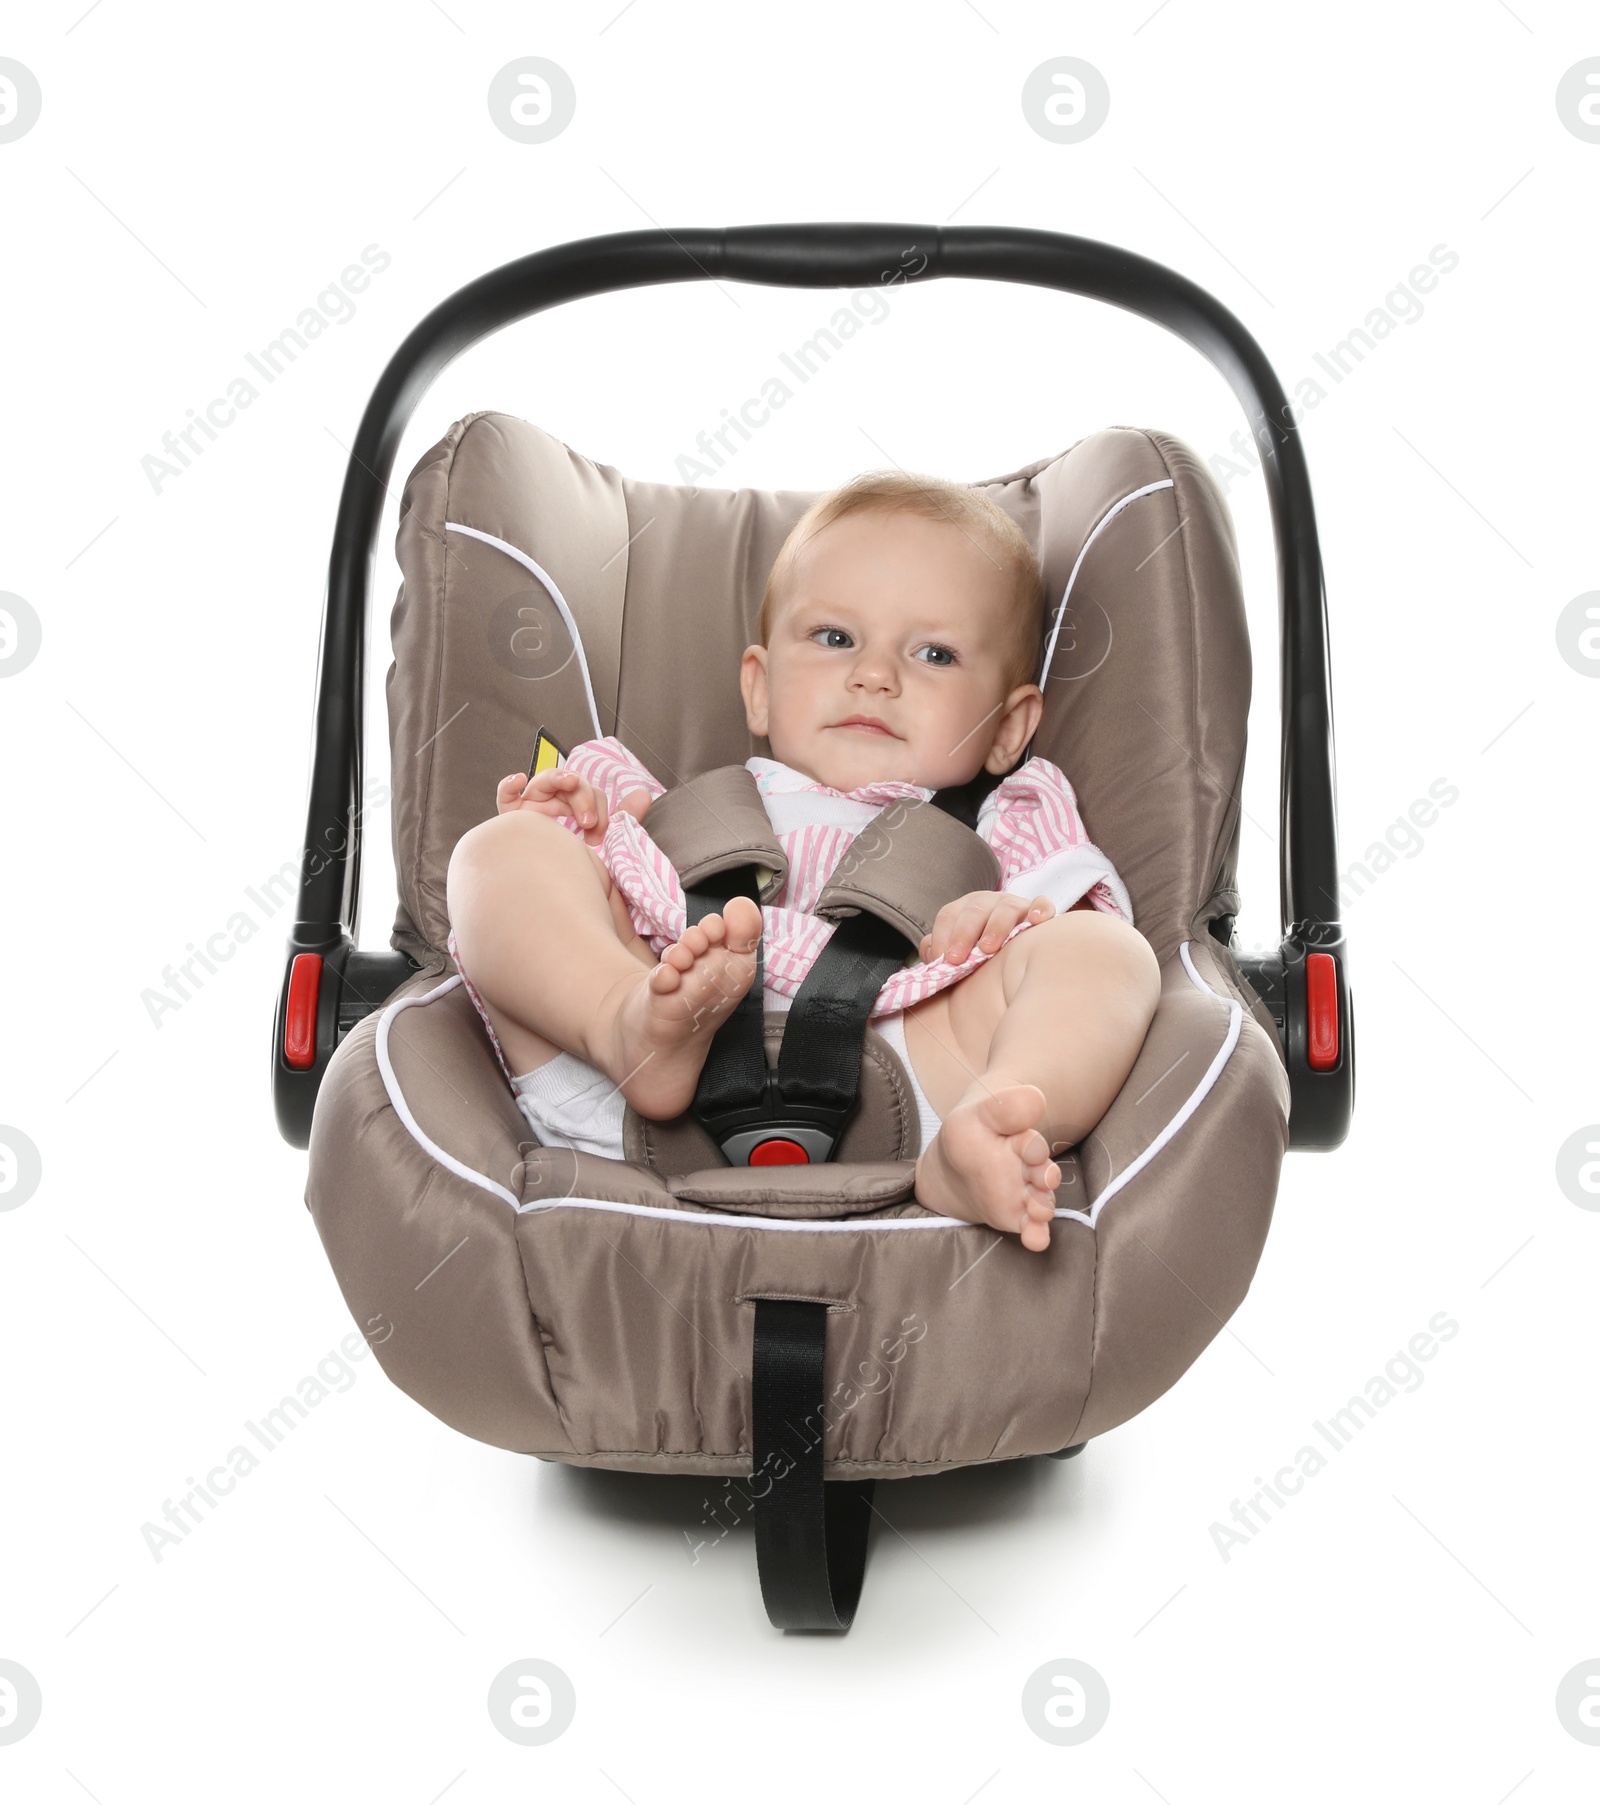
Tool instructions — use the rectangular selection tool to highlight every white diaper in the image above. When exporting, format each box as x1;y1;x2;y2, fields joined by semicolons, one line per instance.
871;1010;944;1157
511;1004;943;1160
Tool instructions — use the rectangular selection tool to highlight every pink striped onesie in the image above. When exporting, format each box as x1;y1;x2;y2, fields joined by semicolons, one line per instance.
449;737;1132;1159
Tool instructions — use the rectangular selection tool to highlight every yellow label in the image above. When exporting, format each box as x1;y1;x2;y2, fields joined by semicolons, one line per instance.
528;726;567;779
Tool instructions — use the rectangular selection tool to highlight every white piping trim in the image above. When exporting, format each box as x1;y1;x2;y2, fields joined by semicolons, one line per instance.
1054;939;1243;1228
518;1197;973;1230
444;522;604;742
1036;479;1176;689
375;974;522;1209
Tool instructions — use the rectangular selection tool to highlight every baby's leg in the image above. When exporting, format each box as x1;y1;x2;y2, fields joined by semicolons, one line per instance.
446;810;761;1120
909;911;1161;1251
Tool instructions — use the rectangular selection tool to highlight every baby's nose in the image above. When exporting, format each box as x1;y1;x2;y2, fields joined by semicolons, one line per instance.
850;655;896;689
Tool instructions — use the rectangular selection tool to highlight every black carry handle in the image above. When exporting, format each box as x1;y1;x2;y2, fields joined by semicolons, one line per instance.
274;224;1352;1150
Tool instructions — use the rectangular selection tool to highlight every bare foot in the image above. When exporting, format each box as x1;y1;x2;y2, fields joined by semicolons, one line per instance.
593;895;762;1120
913;1082;1062;1252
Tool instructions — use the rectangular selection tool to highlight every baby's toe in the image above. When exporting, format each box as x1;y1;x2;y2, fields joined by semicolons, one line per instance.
1019;1212;1052;1253
1016;1126;1053;1165
1024;1184;1056;1222
725;895;762;948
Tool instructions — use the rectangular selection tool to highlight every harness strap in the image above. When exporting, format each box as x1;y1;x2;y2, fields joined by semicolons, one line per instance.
751;1299;874;1631
774;909;909;1115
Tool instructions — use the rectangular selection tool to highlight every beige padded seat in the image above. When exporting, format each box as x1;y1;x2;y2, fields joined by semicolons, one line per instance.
305;412;1289;1477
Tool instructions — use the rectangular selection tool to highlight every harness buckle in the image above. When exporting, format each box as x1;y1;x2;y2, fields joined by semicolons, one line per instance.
713;1073;843;1167
722;1127;834;1166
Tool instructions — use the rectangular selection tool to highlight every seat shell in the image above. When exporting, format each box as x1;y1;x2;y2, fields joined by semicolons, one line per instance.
304;414;1290;1475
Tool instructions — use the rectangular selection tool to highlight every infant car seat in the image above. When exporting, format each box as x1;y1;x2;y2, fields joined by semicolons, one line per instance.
272;225;1354;1633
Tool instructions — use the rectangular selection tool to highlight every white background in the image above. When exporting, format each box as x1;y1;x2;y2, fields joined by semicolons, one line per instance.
3;3;1597;1799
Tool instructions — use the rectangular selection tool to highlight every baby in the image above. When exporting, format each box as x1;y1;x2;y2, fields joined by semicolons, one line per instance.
446;472;1160;1251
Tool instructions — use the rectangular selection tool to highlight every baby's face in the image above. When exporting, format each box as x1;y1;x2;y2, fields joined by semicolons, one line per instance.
740;510;1042;794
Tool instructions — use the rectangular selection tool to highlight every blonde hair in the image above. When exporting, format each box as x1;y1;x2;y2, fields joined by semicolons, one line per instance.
756;471;1046;693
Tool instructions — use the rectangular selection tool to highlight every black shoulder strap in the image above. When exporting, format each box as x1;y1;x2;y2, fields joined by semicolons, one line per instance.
928;765;1002;831
682;867;773;1148
751;1298;874;1630
772;909;908;1119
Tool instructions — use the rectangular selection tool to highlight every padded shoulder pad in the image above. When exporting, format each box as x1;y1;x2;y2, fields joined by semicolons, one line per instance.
643;765;788;904
814;799;1000;944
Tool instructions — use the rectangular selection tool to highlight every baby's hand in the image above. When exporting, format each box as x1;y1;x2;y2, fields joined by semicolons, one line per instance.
496;768;611;844
494;769;654;847
919;892;1056;965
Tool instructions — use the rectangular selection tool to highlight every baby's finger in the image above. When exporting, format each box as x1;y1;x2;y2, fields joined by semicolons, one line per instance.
918;899;959;963
979;895;1055;946
943;901;997;963
499;770;557;812
516;769;568;803
976;897;1032;952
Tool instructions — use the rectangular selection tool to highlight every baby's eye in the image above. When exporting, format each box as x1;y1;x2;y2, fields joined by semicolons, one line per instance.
914;644;958;667
811;626;854;649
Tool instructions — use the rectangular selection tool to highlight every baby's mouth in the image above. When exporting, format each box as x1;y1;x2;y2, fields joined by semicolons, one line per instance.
832;716;899;737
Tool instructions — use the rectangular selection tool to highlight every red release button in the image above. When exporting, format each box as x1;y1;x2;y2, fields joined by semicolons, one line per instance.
284;953;322;1070
749;1138;809;1166
1305;952;1339;1071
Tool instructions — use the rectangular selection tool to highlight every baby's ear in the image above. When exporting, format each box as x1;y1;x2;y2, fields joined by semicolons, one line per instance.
739;644;770;734
984;682;1044;771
